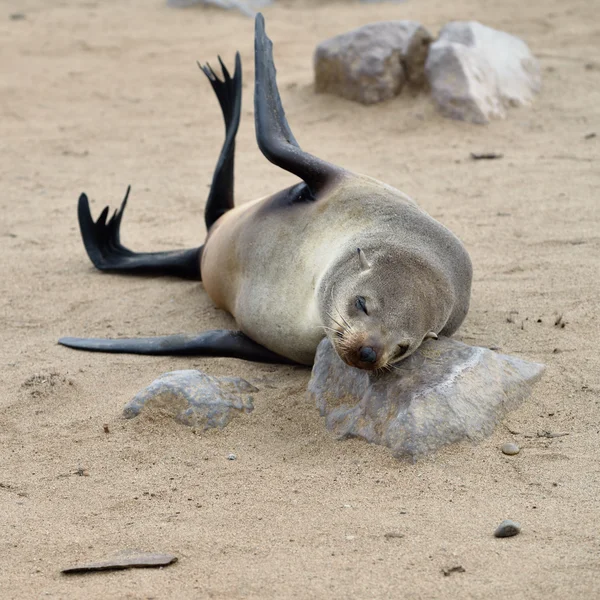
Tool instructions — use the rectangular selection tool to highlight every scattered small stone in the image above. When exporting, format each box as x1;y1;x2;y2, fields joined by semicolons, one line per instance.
314;21;432;104
75;467;89;477
62;550;177;574
384;532;404;539
102;424;110;434
501;442;520;455
425;21;541;123
494;519;521;538
227;453;237;461
471;152;503;160
442;565;466;576
554;314;566;328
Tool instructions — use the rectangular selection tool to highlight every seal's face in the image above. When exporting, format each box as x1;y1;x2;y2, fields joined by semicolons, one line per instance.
323;248;449;372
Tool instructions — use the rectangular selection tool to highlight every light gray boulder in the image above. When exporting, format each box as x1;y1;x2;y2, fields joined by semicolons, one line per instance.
425;21;541;124
124;370;256;429
314;21;433;105
307;337;544;459
167;0;271;17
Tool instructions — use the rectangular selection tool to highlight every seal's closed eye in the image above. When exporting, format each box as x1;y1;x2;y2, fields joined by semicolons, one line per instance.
355;296;368;314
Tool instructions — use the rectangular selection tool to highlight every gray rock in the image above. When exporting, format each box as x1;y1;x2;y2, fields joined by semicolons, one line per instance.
494;519;521;538
315;21;432;105
307;337;544;458
425;21;541;123
124;370;256;429
501;442;520;455
167;0;271;17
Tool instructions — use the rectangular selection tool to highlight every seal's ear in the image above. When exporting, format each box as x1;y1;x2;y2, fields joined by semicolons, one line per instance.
357;248;371;271
425;331;439;340
254;13;342;196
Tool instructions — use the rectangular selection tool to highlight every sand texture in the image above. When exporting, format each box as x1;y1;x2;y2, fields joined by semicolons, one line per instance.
1;0;599;598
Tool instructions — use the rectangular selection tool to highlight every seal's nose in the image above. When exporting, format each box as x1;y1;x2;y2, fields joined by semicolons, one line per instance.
359;346;377;363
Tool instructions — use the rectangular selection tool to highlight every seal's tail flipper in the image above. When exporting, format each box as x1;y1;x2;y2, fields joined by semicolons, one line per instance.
254;14;342;198
77;187;202;280
58;330;297;365
199;54;242;230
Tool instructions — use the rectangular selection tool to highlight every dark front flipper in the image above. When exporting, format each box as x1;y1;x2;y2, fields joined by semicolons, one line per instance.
78;187;202;280
254;14;343;198
58;330;298;365
199;54;242;230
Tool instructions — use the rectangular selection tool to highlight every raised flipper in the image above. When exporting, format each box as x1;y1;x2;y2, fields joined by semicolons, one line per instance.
59;330;298;365
199;53;242;230
76;54;242;279
78;186;201;280
254;13;343;199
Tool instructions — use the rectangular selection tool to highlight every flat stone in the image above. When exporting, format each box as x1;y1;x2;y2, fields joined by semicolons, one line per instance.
307;337;544;459
62;550;177;574
425;21;541;123
501;442;520;455
494;519;521;538
124;370;256;429
315;21;432;105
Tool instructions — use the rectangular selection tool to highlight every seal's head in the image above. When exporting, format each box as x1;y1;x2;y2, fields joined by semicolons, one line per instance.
320;247;454;371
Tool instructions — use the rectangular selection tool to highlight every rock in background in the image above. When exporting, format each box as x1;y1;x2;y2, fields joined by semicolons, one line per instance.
314;21;433;105
167;0;272;17
425;21;541;124
307;337;545;459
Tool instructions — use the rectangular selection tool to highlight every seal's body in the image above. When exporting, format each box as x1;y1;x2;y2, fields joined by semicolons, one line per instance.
202;175;470;365
59;15;472;371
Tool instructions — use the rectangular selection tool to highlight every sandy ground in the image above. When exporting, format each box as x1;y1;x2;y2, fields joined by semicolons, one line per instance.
1;0;599;598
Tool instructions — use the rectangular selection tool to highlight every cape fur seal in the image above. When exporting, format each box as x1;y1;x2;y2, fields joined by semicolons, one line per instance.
59;14;472;371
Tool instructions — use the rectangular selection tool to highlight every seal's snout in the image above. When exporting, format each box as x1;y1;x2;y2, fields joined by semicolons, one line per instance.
359;346;377;363
352;342;383;370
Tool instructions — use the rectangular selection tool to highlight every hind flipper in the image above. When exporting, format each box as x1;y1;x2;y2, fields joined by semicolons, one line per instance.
78;187;202;280
199;54;242;230
253;14;342;199
58;329;298;365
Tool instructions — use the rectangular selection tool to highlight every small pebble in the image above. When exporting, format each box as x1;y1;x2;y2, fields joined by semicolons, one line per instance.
494;519;521;538
227;453;237;461
501;442;520;455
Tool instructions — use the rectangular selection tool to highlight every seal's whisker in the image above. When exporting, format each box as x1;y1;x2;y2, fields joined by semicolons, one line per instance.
319;325;342;335
331;284;353;332
325;310;347;332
